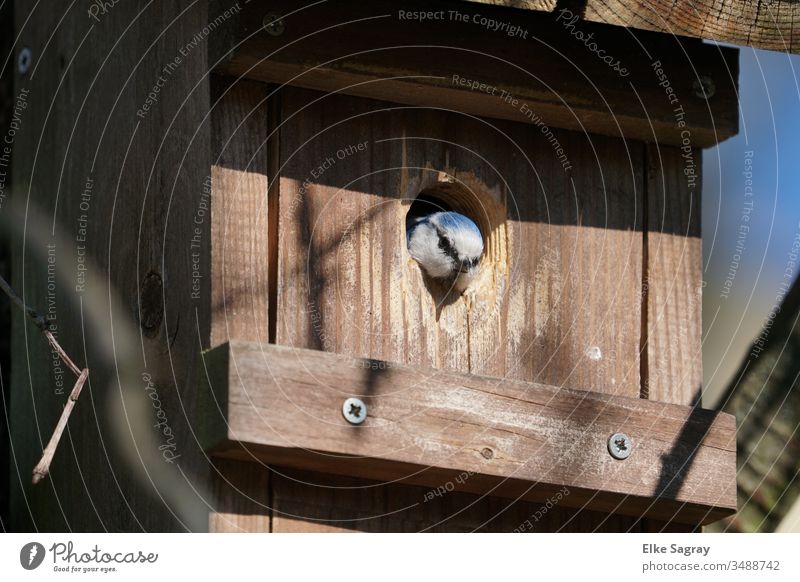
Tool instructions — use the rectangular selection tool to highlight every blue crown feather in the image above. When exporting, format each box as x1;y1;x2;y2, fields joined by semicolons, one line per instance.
434;212;482;238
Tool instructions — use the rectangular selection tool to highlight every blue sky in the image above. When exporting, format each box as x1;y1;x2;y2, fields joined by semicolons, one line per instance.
702;47;800;404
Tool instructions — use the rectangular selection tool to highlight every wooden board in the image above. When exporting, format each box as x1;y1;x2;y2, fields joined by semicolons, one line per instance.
210;0;739;148
9;0;212;532
210;77;271;347
0;0;13;530
208;77;273;531
464;0;800;54
645;144;703;406
270;466;615;532
209;458;271;533
199;340;737;524
202;85;717;532
274;86;644;396
262;84;650;531
642;144;709;531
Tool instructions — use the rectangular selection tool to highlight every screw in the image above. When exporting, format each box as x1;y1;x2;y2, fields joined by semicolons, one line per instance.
607;432;632;460
18;47;32;75
342;397;367;425
692;75;715;99
262;13;285;36
481;447;494;459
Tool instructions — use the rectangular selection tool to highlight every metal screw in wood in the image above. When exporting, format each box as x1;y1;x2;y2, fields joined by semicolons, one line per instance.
607;432;632;460
343;397;367;425
692;75;716;99
18;47;32;75
263;13;285;36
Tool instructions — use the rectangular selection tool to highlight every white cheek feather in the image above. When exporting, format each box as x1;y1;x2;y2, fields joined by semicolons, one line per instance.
407;223;454;279
450;228;484;261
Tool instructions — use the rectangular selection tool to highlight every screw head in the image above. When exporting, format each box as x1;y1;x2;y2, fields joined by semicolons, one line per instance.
692;75;716;99
18;47;32;75
342;397;367;425
607;432;632;460
262;13;285;36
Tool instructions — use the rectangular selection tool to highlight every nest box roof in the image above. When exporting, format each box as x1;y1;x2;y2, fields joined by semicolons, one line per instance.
465;0;800;54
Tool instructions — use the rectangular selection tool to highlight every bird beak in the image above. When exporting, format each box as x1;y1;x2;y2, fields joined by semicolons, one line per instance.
458;259;477;274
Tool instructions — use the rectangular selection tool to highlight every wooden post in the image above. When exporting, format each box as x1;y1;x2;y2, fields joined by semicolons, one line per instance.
9;0;212;531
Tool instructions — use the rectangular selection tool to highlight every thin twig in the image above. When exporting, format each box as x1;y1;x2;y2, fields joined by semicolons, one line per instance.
32;368;89;484
0;273;89;484
43;329;82;376
0;272;47;331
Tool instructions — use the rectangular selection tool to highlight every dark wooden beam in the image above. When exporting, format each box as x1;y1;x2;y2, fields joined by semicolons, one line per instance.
210;0;739;148
198;340;737;525
10;0;212;532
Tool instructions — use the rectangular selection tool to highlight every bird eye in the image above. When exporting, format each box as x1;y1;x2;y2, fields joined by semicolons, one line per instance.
438;237;452;252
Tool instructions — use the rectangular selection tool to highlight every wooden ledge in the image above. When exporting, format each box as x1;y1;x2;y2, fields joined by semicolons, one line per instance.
210;0;738;147
199;341;736;524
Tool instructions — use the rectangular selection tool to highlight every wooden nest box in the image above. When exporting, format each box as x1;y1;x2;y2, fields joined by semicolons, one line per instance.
197;0;742;532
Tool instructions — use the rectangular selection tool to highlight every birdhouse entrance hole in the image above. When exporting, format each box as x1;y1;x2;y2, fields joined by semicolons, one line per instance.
404;177;509;308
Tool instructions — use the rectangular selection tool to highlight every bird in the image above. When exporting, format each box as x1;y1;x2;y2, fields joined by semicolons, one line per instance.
406;210;484;293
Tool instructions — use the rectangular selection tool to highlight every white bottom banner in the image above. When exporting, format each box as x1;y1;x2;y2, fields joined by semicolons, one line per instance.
1;533;797;580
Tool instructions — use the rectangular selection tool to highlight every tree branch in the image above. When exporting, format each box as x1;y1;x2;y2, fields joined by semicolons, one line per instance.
0;273;89;484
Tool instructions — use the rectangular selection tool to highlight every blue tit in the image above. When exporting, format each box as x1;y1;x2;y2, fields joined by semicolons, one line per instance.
407;211;484;293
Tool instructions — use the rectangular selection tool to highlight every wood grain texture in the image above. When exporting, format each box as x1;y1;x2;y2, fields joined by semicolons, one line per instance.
270;467;614;532
9;1;211;531
209;458;271;533
645;144;703;406
500;130;645;396
464;0;800;53
211;0;739;147
0;0;13;531
265;85;651;531
199;340;737;524
210;77;271;346
275;86;643;396
208;77;273;532
642;144;708;532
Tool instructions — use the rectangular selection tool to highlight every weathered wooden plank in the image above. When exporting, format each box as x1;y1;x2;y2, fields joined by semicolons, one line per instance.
267;85;648;531
209;458;271;533
643;144;712;531
270;466;610;532
645;144;703;406
499;132;644;397
10;0;212;531
199;340;737;525
275;86;643;397
210;77;271;346
465;0;800;54
210;0;738;147
208;76;274;532
0;0;13;530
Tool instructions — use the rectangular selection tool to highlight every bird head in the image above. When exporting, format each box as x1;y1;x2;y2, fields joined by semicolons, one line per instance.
407;211;484;293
